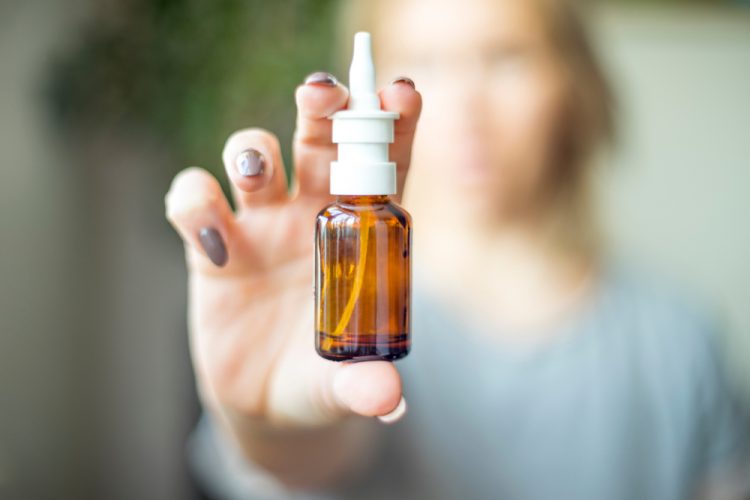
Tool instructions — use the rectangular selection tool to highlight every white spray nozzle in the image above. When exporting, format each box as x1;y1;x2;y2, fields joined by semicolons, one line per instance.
329;32;400;195
349;32;379;110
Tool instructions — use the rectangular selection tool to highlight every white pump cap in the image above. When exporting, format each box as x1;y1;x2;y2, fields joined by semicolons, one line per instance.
329;32;399;195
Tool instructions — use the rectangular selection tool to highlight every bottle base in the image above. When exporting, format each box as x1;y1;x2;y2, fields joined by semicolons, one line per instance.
316;332;410;362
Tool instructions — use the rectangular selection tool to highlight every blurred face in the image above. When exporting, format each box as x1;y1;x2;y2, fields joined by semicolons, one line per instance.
377;0;569;223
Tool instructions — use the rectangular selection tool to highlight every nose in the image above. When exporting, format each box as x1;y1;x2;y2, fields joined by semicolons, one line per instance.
438;57;491;134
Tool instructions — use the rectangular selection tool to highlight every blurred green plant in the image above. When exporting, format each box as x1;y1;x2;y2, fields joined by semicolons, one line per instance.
48;0;340;183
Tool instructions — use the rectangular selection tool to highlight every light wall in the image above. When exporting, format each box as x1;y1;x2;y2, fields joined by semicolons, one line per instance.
593;5;750;394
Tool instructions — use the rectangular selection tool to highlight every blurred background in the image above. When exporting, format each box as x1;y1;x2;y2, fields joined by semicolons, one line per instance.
0;0;748;498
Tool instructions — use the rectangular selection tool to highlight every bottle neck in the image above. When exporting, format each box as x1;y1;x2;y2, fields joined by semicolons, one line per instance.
336;194;391;205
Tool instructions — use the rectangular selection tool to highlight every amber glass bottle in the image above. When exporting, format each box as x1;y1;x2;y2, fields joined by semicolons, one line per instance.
315;195;411;361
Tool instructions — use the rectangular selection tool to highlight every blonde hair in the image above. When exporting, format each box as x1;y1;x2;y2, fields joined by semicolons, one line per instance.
538;0;615;184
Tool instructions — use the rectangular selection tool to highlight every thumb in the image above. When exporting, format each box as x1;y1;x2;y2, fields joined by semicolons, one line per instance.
265;337;406;426
327;361;406;423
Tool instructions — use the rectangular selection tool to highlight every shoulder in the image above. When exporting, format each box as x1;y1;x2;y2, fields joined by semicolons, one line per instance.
594;261;744;417
591;261;733;405
596;261;724;352
598;263;750;484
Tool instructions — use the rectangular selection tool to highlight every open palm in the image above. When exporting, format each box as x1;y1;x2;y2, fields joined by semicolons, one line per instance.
165;74;421;431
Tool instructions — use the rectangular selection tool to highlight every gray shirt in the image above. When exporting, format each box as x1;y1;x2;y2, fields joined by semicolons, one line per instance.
189;264;750;500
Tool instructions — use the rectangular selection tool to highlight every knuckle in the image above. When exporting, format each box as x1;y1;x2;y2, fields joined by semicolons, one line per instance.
165;167;221;223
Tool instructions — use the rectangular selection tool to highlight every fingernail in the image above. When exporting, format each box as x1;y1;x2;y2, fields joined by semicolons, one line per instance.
390;76;415;89
377;396;407;424
198;227;228;267
304;71;338;86
236;149;265;177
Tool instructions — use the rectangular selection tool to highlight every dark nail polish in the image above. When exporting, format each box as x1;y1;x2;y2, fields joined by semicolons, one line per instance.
198;227;228;267
304;71;338;86
236;149;265;177
390;76;415;89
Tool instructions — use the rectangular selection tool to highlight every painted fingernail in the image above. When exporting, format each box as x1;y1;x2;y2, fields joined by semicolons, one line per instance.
304;71;338;86
377;396;407;424
198;227;228;267
236;149;265;177
390;76;415;89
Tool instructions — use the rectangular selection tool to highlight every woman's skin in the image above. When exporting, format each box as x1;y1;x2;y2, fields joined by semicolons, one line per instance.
165;0;595;489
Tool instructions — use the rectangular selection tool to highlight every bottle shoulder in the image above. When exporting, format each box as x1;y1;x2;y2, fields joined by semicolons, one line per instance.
316;198;411;229
387;199;412;226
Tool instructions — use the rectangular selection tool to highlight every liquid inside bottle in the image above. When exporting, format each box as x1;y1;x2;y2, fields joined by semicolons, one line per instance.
315;195;411;361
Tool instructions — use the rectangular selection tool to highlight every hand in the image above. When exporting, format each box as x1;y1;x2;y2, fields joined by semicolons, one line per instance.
165;73;421;432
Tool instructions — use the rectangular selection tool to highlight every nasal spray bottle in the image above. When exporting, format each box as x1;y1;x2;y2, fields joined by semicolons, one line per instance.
314;32;412;361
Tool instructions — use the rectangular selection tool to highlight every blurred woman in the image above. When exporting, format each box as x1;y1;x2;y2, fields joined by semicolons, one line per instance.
165;0;749;498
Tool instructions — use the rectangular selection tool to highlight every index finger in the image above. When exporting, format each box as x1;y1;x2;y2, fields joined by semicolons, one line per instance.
293;72;349;197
